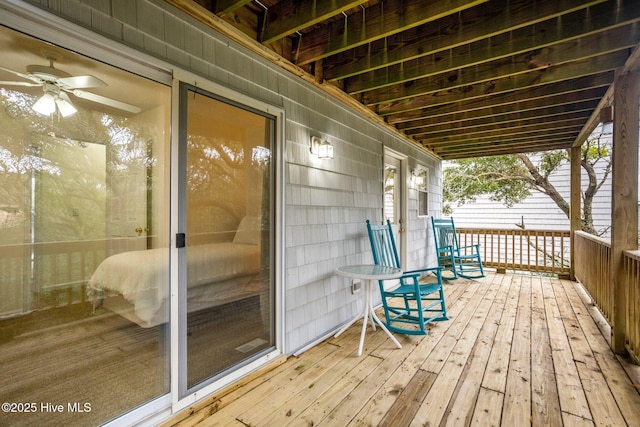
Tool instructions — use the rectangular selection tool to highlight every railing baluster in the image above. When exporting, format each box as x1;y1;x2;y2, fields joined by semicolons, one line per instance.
455;227;571;277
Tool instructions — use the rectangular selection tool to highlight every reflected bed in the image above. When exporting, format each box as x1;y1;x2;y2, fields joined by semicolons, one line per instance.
88;227;262;327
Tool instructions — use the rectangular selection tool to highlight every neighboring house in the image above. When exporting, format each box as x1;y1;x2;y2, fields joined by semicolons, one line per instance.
0;1;441;426
447;124;616;237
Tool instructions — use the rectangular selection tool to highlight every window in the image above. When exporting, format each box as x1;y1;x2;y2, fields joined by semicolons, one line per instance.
415;168;429;217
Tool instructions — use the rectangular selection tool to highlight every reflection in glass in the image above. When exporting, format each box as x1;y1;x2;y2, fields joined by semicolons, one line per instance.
384;164;397;223
0;26;170;425
184;90;274;390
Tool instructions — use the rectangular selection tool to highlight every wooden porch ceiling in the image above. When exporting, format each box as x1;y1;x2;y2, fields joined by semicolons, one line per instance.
173;0;640;159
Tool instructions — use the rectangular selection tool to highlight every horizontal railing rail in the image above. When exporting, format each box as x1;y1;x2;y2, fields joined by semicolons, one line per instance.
455;227;571;277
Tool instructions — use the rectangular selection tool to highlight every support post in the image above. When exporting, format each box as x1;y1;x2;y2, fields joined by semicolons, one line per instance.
611;69;640;354
569;146;581;281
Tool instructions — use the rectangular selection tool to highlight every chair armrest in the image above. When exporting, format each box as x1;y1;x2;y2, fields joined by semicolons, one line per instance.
405;266;442;275
458;244;480;250
400;271;421;278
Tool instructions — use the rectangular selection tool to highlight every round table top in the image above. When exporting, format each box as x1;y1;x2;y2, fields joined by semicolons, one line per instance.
335;264;402;280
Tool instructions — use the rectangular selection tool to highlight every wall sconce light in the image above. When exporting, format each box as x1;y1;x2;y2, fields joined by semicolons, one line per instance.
310;136;334;159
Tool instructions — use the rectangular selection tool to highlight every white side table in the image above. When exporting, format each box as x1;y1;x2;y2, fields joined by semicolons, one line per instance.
335;264;403;356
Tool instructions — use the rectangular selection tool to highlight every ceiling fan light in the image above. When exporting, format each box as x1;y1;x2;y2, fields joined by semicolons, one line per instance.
32;93;56;115
55;94;77;117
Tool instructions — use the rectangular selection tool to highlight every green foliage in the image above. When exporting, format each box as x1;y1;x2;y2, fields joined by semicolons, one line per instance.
442;131;612;235
443;156;531;215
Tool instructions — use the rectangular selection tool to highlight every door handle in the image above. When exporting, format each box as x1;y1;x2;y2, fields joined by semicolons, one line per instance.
176;233;186;248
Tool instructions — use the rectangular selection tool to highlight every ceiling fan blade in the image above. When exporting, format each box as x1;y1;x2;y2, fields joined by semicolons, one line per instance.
70;89;141;114
58;75;107;89
0;81;41;87
0;65;41;84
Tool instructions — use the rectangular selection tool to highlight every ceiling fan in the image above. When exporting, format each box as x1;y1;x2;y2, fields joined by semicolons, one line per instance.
0;56;141;117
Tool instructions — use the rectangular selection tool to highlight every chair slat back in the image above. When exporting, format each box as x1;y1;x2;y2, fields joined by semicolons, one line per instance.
366;220;401;269
431;217;459;252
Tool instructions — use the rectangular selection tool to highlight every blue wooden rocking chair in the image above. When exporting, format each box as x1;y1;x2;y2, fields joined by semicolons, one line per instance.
366;220;448;335
431;217;485;280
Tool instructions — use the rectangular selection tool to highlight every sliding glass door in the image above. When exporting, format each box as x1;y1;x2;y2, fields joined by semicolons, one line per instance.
177;83;276;394
0;25;171;426
0;20;280;424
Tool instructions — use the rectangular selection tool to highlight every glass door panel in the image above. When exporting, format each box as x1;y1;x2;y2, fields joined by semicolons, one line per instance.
180;85;274;392
383;153;405;272
0;25;171;426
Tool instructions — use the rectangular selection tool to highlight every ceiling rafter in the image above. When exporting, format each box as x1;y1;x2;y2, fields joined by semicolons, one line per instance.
259;0;366;44
361;29;638;107
168;0;640;159
384;72;613;124
290;0;488;66
213;0;253;14
342;1;640;94
411;112;591;140
373;53;624;116
396;98;601;131
323;0;605;81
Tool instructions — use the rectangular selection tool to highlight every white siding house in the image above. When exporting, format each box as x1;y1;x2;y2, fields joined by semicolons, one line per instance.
447;124;615;237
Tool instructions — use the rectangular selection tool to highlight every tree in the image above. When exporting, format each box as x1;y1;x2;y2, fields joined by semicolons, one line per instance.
443;129;612;236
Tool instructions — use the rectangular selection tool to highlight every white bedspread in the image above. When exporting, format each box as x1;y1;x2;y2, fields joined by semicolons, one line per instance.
88;242;260;326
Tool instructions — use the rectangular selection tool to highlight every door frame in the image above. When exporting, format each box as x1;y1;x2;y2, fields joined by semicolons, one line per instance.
170;70;285;412
383;147;409;267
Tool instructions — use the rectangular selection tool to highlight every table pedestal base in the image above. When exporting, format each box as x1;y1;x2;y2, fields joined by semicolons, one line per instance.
334;279;402;356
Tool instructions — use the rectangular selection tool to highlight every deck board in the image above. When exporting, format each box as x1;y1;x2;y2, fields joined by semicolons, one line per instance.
168;273;640;427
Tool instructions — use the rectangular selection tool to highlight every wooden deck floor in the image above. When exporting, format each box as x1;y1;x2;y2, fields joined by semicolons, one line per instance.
168;273;640;426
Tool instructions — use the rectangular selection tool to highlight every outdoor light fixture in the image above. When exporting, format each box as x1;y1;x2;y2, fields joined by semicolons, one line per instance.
32;83;77;117
310;136;334;159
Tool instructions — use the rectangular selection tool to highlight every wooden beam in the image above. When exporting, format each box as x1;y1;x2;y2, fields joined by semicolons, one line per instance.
425;129;580;153
375;55;623;116
434;139;575;159
323;0;606;80
570;146;581;280
361;35;637;106
383;73;613;123
427;132;576;151
163;0;434;158
403;107;594;137
291;0;487;65
396;98;601;131
213;0;252;14
259;0;365;44
406;113;589;141
573;37;640;147
610;69;640;354
341;0;640;91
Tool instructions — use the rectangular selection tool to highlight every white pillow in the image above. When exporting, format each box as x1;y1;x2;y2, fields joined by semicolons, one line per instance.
233;216;261;245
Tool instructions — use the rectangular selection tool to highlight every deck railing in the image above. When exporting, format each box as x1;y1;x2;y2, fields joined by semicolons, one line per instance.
574;231;613;322
624;249;640;363
0;239;138;318
455;227;571;277
573;230;640;363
